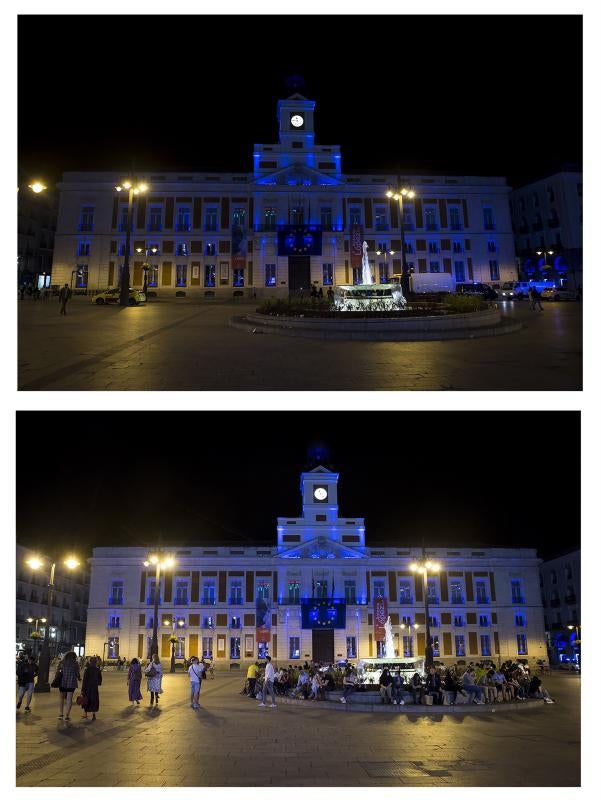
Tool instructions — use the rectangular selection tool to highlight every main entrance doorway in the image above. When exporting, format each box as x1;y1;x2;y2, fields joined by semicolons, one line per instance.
312;629;334;663
288;255;311;295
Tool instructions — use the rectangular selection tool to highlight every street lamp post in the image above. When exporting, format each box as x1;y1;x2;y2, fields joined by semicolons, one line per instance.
167;617;185;673
567;624;581;664
135;245;158;300
399;622;420;659
410;551;441;669
26;616;47;659
26;555;80;692
115;180;148;307
143;552;175;659
386;187;416;298
536;249;554;277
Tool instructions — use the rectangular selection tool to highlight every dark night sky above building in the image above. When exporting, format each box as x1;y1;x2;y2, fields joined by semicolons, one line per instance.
18;15;582;188
17;412;579;562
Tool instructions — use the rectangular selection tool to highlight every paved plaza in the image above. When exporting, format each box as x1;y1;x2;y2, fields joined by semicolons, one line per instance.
18;297;582;390
16;671;579;787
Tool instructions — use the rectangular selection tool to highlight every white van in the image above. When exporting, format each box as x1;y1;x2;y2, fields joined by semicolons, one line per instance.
511;280;556;300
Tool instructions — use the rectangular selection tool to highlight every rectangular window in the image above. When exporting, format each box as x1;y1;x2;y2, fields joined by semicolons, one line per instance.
287;582;300;603
110;581;124;604
148;207;162;231
80;206;95;231
401;615;412;626
431;636;440;657
230;582;243;604
322;263;333;286
479;614;489;627
373;580;385;598
516;634;528;655
349;207;361;225
107;636;119;659
378;263;389;284
176;242;189;257
202;583;216;605
265;263;276;287
376;640;386;657
176;207;191;232
205;208;218;231
174;581;189;605
75;264;88;288
455;635;466;657
374;207;387;231
427;580;438;602
148;264;159;287
77;241;90;257
316;580;328;599
487;240;497;253
489;260;499;281
264;208;276;231
454;261;465;282
148;579;161;605
233;268;245;287
204;264;216;287
428;241;439;254
257;582;270;600
108;615;120;629
230;636;241;659
452;240;463;253
290;206;303;225
202;616;214;629
402;635;413;657
206;242;216;257
320;207;332;230
202;636;213;659
483;207;495;230
403;205;414;230
450;582;463;604
449;206;462;230
231;616;241;629
289;636;300;659
511;580;524;603
344;581;356;604
429;261;440;273
475;581;488;604
257;641;269;659
346;636;357;658
425;207;438;231
515;613;526;627
399;582;412;603
232;208;246;227
174;637;185;658
176;264;187;287
453;614;463;627
352;267;362;285
480;634;491;657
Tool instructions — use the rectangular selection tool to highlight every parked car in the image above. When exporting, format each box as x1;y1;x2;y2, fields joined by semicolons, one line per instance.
499;281;517;299
540;287;578;302
455;282;498;300
558;661;580;672
92;288;146;305
511;281;556;300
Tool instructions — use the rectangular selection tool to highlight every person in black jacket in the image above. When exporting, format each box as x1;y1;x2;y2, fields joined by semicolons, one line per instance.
379;667;393;704
425;667;443;704
16;656;38;712
81;656;103;721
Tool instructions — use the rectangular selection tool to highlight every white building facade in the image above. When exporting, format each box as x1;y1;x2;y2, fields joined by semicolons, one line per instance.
86;466;546;669
52;93;517;297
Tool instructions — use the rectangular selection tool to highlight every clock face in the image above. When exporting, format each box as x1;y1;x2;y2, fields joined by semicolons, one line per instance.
314;486;328;501
290;113;305;128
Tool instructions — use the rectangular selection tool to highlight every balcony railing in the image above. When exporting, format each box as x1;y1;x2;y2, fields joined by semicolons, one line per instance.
399;596;413;604
450;596;464;605
228;597;244;605
374;224;389;232
450;223;463;231
402;222;415;231
484;223;496;231
476;596;490;604
146;596;161;605
147;224;162;232
175;223;191;232
201;597;216;605
512;596;526;604
427;595;439;604
173;597;189;605
108;597;123;605
425;223;439;231
279;597;300;605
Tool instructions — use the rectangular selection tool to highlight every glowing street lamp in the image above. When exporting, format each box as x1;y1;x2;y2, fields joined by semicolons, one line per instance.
26;616;47;658
143;551;176;658
26;555;80;692
410;551;441;669
536;249;554;274
115;179;149;306
386;187;416;297
135;245;158;300
28;181;47;194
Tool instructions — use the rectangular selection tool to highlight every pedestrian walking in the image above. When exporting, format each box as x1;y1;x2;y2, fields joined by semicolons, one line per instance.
56;651;81;720
16;655;38;712
258;655;277;708
188;656;203;709
59;283;72;315
145;653;163;706
127;658;143;705
81;655;102;721
318;286;324;300
529;285;543;311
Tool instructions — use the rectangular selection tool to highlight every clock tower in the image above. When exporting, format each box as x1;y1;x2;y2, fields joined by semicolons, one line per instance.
277;93;316;150
300;465;339;521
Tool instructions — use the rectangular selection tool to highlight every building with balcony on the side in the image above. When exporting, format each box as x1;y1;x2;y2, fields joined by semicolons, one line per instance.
510;168;582;290
16;544;90;656
539;549;580;664
85;465;546;670
52;93;518;298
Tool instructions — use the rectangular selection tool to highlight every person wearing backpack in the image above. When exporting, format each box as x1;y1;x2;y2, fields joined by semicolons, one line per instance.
145;653;163;706
188;656;204;709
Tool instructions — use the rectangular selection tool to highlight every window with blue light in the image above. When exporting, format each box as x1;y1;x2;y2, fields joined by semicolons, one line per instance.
107;636;120;659
118;206;130;232
233;268;245;287
483;207;495;230
401;615;412;626
428;615;439;628
352;267;361;285
480;634;491;656
476;580;488;603
379;263;389;284
265;263;276;287
454;261;465;282
288;582;300;603
321;207;332;230
257;582;270;601
427;579;438;601
452;240;463;253
487;240;497;253
429;261;441;274
428;241;439;254
431;636;440;657
148;265;159;288
425;207;438;231
176;264;187;287
205;208;218;231
373;580;385;599
453;614;463;627
376;640;386;657
206;242;216;257
176;207;191;232
344;581;356;603
489;261;500;281
230;636;241;659
455;635;465;657
108;613;120;629
75;264;88;288
77;241;90;257
479;614;489;627
516;634;528;655
148;207;162;232
402;635;413;657
202;636;213;658
176;242;188;257
399;582;412;603
346;636;357;658
202;583;215;604
203;616;214;628
289;636;300;659
175;581;189;605
316;580;328;599
264;208;276;231
375;207;388;231
110;581;124;604
322;263;333;285
233;207;246;227
80;206;95;232
515;613;526;627
118;242;131;257
349;207;361;225
511;580;524;603
290;206;304;225
403;205;414;229
449;206;462;230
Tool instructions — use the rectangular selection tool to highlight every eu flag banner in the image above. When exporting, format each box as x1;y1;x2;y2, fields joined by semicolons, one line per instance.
277;225;323;256
301;599;346;629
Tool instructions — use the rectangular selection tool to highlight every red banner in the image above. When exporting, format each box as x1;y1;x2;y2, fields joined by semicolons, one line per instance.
256;598;271;643
350;224;363;269
373;597;388;642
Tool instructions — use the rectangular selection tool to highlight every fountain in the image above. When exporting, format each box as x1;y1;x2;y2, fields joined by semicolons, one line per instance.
384;616;395;659
334;241;407;311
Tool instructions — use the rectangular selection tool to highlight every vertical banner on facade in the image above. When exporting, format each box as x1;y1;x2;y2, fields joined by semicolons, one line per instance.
256;597;271;643
350;224;364;269
373;596;388;642
232;222;247;270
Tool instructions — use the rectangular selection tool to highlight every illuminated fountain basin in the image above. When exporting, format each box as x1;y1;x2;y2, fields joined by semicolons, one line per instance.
334;282;407;312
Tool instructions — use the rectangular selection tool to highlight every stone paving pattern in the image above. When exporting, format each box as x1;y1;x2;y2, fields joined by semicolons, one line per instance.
18;298;582;390
16;672;580;787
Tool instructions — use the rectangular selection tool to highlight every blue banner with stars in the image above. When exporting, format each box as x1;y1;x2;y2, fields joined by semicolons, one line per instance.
277;225;323;256
301;599;346;629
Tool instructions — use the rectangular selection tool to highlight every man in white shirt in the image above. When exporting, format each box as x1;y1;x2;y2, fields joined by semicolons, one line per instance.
258;656;277;708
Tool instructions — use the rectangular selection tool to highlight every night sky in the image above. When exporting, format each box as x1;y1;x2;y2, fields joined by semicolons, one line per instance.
18;15;582;189
17;412;580;562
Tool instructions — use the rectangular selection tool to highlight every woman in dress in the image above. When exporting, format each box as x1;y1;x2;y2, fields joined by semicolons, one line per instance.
127;658;143;705
81;655;102;720
57;651;81;721
145;653;163;706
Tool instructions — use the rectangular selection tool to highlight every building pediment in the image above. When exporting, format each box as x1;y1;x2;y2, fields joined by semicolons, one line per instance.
256;163;341;187
279;535;364;560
